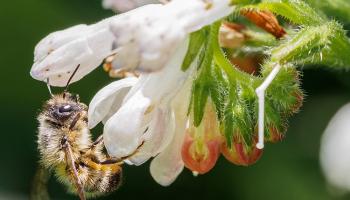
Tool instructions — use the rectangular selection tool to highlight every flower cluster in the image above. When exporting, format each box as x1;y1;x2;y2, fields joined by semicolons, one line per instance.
30;0;350;188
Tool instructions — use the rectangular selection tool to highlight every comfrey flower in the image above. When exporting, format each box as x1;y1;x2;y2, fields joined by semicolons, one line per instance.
31;0;237;186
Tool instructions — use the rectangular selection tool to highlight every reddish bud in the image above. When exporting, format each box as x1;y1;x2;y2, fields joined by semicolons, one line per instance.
181;131;221;174
221;137;263;166
181;102;222;174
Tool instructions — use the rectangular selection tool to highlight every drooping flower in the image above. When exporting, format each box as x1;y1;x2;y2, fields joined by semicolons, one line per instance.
30;0;234;86
30;0;236;186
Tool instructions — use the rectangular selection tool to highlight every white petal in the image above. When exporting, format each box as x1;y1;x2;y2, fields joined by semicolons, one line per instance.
33;24;89;63
103;90;152;158
88;77;138;129
320;103;350;191
102;0;160;12
30;17;117;86
125;39;191;103
109;0;234;72
150;75;192;186
127;107;175;165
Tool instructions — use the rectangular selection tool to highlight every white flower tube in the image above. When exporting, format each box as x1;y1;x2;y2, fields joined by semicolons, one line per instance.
320;103;350;192
30;18;117;86
31;0;234;86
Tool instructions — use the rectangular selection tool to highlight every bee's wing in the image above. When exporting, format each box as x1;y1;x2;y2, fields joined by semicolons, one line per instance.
30;166;50;200
64;141;86;200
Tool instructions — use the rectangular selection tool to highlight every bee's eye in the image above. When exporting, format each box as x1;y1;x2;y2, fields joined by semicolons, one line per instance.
58;105;73;113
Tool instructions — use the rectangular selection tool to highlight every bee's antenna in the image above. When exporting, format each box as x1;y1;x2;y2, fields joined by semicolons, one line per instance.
63;64;80;98
46;78;53;97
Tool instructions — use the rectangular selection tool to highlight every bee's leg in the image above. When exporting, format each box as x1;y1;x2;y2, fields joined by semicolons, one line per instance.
92;135;104;147
102;141;145;164
255;63;282;150
62;137;86;200
69;113;81;130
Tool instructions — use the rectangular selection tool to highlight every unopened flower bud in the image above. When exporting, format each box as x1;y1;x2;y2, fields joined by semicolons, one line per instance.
181;131;221;175
181;102;222;174
221;136;263;166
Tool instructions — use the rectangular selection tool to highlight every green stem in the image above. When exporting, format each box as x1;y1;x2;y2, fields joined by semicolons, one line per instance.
211;21;257;85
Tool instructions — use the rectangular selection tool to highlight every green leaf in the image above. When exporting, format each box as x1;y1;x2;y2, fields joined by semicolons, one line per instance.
209;65;230;121
181;28;208;71
193;76;210;127
191;27;215;126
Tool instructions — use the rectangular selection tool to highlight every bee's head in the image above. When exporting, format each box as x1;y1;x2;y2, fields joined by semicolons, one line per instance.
43;92;87;124
41;64;88;126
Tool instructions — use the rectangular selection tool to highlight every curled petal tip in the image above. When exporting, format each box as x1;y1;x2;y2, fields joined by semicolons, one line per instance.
103;91;152;158
88;77;138;129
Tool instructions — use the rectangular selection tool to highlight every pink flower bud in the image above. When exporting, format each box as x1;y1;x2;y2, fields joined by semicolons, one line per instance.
221;137;263;166
181;132;221;174
181;102;222;174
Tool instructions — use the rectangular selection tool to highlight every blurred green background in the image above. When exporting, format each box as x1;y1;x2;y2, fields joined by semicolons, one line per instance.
1;0;350;199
